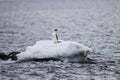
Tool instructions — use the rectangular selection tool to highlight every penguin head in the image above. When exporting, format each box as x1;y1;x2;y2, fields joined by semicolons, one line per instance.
54;29;58;31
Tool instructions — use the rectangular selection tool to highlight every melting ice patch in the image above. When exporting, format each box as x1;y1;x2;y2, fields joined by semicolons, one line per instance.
17;40;92;62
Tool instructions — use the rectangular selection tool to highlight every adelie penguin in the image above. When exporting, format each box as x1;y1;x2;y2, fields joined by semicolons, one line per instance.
52;29;58;44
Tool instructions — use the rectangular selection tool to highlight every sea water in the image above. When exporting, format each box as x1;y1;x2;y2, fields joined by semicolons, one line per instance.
0;0;120;80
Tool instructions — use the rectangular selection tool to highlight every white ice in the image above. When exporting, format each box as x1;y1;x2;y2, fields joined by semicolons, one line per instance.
17;40;92;62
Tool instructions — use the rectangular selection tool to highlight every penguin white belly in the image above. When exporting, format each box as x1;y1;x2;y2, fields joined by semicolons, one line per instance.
52;32;58;44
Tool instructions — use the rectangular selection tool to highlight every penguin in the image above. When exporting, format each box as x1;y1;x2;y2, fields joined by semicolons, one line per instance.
52;29;58;44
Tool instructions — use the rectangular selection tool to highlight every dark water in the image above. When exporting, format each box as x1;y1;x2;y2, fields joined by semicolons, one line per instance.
0;55;120;80
0;0;120;80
